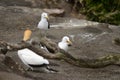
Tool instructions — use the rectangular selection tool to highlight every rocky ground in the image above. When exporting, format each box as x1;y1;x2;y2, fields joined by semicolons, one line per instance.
0;0;120;80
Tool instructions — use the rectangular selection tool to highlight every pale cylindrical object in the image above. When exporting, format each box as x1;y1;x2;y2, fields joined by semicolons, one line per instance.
23;29;32;41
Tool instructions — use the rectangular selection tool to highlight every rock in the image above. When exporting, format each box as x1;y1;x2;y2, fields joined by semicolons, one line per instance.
0;41;8;55
0;54;11;72
3;51;27;74
43;9;65;17
92;23;112;32
113;38;120;46
1;0;120;80
0;0;72;16
0;0;32;7
0;6;43;15
0;71;33;80
0;54;5;62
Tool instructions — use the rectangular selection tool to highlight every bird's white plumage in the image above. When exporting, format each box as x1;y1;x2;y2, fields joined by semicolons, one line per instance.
37;12;49;29
58;36;72;51
17;48;49;67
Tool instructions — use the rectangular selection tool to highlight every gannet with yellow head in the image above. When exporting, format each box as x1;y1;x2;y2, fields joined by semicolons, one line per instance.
37;12;50;29
58;36;72;51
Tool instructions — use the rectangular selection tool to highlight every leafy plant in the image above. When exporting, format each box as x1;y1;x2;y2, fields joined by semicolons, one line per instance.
77;0;120;25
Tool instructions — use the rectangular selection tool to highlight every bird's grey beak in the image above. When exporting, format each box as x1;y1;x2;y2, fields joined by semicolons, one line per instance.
67;40;72;46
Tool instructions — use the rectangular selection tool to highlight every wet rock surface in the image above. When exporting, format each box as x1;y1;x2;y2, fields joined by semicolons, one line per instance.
0;0;120;80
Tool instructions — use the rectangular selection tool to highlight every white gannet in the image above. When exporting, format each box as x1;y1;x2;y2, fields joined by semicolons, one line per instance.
18;48;58;73
37;12;50;29
58;36;72;51
18;48;49;71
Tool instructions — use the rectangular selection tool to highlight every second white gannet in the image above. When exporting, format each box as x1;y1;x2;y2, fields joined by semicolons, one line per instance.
37;12;50;29
58;36;72;51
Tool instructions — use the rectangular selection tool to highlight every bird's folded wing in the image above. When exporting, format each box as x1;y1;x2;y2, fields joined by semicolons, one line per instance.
21;54;46;65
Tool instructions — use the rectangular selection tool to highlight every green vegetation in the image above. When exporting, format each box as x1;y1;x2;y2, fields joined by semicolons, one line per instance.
76;0;120;25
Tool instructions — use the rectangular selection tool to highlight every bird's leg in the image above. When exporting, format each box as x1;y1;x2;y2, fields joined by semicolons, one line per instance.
45;66;58;73
26;66;34;71
25;64;34;71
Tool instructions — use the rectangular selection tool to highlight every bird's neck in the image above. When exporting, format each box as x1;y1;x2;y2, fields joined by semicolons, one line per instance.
62;41;67;43
41;18;47;22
